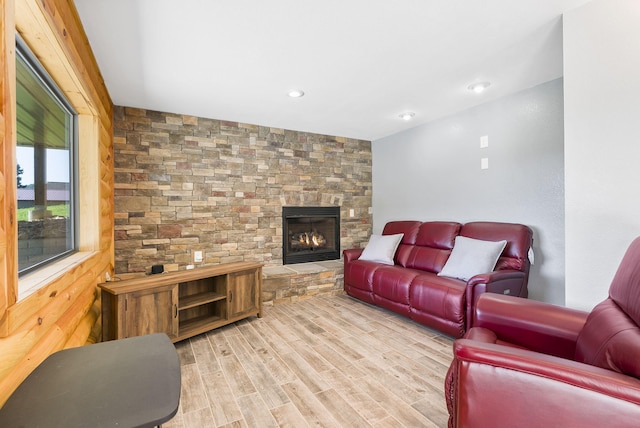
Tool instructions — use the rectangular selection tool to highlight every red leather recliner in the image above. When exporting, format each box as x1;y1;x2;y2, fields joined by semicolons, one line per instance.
445;236;640;428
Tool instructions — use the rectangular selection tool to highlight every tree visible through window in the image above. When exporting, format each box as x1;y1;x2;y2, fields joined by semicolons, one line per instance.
16;39;77;275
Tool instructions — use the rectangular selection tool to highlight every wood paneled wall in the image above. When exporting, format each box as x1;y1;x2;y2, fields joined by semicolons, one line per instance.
0;0;113;406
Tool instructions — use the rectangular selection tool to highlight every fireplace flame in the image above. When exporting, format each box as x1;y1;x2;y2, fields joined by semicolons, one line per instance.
293;231;326;249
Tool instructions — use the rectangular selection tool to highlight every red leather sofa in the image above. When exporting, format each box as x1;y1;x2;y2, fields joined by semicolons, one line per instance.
343;221;533;338
445;236;640;428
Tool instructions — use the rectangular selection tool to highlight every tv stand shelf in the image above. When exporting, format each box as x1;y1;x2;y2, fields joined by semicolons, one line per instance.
179;291;226;310
99;262;263;342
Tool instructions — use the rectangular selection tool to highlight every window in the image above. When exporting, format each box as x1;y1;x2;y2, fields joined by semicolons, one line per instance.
16;38;77;275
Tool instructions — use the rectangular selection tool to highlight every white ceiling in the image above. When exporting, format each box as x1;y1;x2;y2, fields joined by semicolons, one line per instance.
74;0;592;141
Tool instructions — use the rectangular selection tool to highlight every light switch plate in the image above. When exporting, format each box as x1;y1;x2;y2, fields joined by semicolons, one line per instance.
481;158;489;169
194;251;203;263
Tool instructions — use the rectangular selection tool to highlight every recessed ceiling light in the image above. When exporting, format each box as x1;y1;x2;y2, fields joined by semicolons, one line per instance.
399;112;415;121
287;89;305;98
468;82;491;94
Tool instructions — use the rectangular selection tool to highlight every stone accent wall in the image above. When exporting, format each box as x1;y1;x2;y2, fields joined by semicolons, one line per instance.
113;106;372;275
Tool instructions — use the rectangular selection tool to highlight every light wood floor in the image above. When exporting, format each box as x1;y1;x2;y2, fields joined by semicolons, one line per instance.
165;294;454;428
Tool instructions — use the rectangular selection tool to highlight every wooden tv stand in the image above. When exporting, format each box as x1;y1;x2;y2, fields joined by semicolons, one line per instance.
99;262;263;342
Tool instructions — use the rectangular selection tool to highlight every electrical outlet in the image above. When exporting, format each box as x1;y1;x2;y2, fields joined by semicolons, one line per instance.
349;209;355;217
194;251;203;263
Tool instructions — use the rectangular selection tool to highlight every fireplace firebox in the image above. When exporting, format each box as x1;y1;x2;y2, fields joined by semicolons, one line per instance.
282;206;340;265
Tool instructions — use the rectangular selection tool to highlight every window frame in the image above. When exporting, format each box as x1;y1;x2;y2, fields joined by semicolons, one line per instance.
15;35;79;277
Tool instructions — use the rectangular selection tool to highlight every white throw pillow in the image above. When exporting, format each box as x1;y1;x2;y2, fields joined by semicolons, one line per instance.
438;236;507;281
358;233;404;265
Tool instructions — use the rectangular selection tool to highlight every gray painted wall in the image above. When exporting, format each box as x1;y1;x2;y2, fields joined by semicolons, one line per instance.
372;78;565;304
564;0;640;310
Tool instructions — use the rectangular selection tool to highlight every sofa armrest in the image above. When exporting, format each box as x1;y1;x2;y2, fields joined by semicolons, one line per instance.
464;270;528;332
467;269;527;297
447;339;640;428
343;248;363;263
471;293;589;359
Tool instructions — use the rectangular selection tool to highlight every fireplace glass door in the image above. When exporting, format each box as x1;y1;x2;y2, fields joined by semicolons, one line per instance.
282;207;340;264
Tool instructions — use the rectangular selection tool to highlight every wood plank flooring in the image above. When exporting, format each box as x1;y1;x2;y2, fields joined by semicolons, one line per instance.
165;294;454;428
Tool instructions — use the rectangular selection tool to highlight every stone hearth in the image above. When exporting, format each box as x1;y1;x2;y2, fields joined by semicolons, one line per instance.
262;260;344;305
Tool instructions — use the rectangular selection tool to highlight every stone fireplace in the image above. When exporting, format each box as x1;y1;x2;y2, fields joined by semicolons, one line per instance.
282;206;340;265
113;106;372;304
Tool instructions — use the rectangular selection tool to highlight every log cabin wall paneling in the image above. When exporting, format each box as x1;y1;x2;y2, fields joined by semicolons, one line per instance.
0;0;113;406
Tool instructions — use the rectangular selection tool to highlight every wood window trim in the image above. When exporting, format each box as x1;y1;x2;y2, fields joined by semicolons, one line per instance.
0;0;110;336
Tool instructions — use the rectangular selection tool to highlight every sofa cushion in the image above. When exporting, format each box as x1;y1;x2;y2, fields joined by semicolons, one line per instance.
410;274;465;320
461;222;533;272
383;221;422;266
358;233;404;265
438;236;506;281
415;221;461;249
574;298;640;378
344;260;381;293
372;266;419;304
403;222;461;272
382;221;421;245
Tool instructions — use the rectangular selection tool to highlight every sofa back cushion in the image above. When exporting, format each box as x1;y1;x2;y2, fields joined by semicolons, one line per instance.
608;236;640;326
403;222;461;272
382;221;421;265
575;236;640;378
460;222;533;272
574;299;640;379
